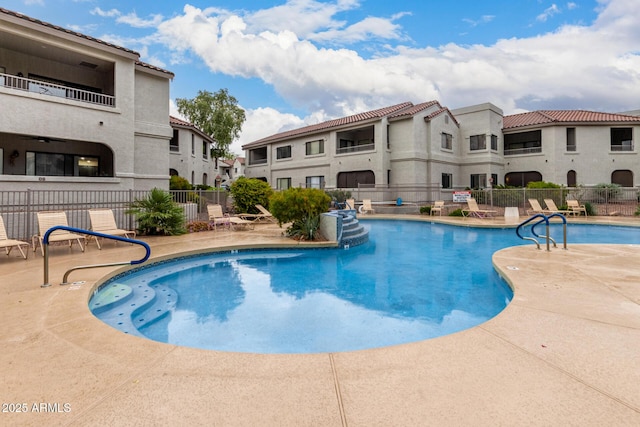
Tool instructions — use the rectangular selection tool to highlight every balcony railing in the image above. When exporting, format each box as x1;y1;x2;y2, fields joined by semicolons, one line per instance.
503;146;542;156
0;73;115;107
336;142;375;154
610;143;634;152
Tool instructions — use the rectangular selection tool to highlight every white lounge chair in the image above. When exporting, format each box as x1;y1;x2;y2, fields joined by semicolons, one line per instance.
88;209;136;249
462;198;496;218
567;199;587;216
0;216;29;259
34;211;85;256
359;199;375;214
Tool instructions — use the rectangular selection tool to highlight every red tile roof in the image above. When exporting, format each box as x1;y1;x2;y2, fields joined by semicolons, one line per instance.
504;110;640;130
1;7;173;77
243;102;414;148
388;100;441;119
169;116;215;143
426;107;460;126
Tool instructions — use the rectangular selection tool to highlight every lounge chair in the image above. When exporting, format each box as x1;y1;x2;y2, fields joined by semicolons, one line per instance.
430;201;445;216
544;199;570;215
462;198;496;218
359;199;375;214
88;209;136;249
34;211;85;256
207;204;254;231
567;199;587;216
0;216;29;259
344;198;355;210
238;204;276;223
207;204;231;230
527;199;548;215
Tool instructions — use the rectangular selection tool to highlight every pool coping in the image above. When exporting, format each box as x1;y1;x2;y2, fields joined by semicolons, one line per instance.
1;216;639;425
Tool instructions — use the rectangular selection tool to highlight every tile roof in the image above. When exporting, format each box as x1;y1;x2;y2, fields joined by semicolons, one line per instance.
1;7;173;77
426;107;460;126
169;116;215;143
388;100;441;119
503;110;640;130
243;102;414;148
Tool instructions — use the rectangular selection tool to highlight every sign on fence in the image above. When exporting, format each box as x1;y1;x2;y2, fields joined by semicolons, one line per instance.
453;191;471;203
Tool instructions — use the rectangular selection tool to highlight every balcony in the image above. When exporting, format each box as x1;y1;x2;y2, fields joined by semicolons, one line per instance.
503;146;542;156
1;73;115;107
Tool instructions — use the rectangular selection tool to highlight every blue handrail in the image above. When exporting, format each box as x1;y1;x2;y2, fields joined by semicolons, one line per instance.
516;213;568;251
42;225;150;287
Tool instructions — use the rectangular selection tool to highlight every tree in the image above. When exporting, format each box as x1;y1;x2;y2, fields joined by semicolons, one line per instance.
175;89;246;160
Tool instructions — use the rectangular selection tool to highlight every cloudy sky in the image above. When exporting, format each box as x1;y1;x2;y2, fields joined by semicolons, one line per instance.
4;0;640;154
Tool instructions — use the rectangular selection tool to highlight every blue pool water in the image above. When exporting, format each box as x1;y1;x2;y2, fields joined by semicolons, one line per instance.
90;221;640;354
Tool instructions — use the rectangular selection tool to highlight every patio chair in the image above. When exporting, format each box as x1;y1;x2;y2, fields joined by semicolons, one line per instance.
430;201;445;216
345;198;356;210
34;211;85;256
254;204;277;223
88;209;136;249
527;199;548;215
567;199;587;216
543;199;570;215
207;204;231;230
462;198;496;218
237;204;276;223
0;216;29;259
359;199;375;214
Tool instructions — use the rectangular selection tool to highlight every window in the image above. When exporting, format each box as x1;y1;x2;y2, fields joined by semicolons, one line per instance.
306;176;324;189
276;145;292;159
491;134;498;151
202;141;208;159
470;173;486;189
441;173;452;189
491;173;498;187
504;130;542;155
566;128;576;151
441;133;452;150
170;169;178;176
202;173;208;186
337;170;375;188
504;171;542;187
612;170;633;186
191;134;195;155
611;128;633;151
248;147;267;165
336;126;375;154
26;152;99;176
277;178;291;190
170;129;179;152
305;140;324;155
386;124;390;149
567;170;577;187
470;134;486;151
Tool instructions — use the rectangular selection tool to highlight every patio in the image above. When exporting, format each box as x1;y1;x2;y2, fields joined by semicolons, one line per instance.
1;216;639;426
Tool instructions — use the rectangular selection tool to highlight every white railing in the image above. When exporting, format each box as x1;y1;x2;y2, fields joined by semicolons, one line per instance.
0;73;115;107
503;146;542;156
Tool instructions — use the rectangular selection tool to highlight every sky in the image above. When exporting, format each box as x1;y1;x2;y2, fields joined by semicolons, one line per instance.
4;0;640;155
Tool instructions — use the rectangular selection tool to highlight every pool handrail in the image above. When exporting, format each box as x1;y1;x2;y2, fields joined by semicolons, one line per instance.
41;225;150;287
516;213;567;251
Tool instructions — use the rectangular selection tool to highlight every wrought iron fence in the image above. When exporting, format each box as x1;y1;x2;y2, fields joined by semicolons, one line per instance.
0;189;229;241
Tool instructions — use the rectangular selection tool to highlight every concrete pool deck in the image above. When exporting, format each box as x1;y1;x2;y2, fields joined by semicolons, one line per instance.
1;216;639;426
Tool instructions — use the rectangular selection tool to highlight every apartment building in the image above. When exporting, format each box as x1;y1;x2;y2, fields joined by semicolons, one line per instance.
169;116;216;187
0;8;174;191
243;101;640;190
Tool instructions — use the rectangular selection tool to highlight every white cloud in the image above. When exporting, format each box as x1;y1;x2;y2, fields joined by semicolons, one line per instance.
24;0;44;5
91;7;120;18
117;12;164;28
147;0;640;143
537;4;561;22
462;15;495;27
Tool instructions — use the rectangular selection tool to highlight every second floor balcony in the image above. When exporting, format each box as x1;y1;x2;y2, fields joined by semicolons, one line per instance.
1;73;115;107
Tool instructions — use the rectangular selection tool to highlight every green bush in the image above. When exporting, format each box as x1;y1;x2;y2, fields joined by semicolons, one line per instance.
584;202;597;216
127;188;186;235
526;181;562;189
170;175;192;190
420;206;432;215
593;183;621;202
269;187;331;240
449;208;464;217
229;177;273;214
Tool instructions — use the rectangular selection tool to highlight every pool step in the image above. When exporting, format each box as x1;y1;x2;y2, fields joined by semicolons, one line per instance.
90;282;178;337
339;211;369;247
131;284;178;329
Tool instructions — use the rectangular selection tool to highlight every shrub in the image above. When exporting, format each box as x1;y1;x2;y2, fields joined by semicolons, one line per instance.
584;202;597;216
593;183;621;202
269;187;331;240
325;189;351;204
127;188;186;235
636;205;640;216
448;208;464;217
420;206;432;215
526;181;562;189
170;175;192;190
230;177;273;214
187;220;215;233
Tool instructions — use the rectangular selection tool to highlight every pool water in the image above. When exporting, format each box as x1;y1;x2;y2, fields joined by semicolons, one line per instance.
91;221;640;353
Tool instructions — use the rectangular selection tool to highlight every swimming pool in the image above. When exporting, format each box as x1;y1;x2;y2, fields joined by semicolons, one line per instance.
90;221;640;353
